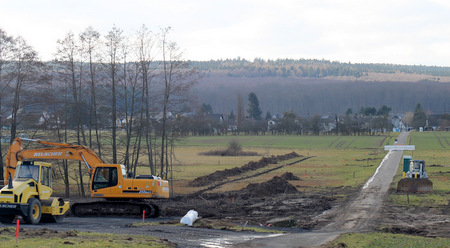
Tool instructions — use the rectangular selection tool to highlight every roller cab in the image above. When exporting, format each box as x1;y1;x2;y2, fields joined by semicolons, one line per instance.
0;161;69;224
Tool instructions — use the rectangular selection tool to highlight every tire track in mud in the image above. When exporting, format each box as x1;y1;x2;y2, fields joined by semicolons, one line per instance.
335;141;345;148
328;137;341;147
193;156;313;195
434;132;447;148
345;137;358;148
379;135;389;147
440;133;450;146
261;138;281;146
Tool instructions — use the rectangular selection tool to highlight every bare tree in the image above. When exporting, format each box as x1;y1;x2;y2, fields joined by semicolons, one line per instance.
0;29;15;178
80;26;103;157
402;112;414;129
122;62;141;175
105;26;124;164
9;36;41;143
136;25;157;175
159;27;199;178
55;32;87;197
118;33;138;174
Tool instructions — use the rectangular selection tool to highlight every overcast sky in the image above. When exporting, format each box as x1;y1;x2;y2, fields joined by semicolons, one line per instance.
1;0;449;66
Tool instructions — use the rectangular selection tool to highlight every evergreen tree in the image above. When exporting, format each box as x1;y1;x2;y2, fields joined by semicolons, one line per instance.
265;111;272;120
228;110;235;120
247;92;262;120
200;103;213;114
237;93;245;128
346;108;353;115
377;105;391;116
361;106;377;116
412;103;427;130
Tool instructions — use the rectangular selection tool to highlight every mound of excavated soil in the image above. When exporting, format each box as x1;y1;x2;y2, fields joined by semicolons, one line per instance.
189;152;301;187
161;153;338;230
239;176;299;198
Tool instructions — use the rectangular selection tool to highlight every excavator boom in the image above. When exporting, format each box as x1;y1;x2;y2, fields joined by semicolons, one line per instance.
6;138;102;182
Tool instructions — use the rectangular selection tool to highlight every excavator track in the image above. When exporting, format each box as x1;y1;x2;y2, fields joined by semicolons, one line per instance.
71;201;160;218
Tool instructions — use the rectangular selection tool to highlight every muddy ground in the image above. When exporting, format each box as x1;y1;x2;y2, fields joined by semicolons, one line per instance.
158;152;450;239
379;196;450;238
161;152;343;229
162;179;342;229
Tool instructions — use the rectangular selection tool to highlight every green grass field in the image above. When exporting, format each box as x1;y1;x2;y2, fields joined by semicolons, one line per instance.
172;134;397;194
178;134;394;150
174;131;449;209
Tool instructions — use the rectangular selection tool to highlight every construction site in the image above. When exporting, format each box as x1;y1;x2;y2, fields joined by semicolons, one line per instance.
0;132;448;247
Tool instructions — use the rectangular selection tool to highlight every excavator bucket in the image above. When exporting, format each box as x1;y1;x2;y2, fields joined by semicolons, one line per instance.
397;178;433;193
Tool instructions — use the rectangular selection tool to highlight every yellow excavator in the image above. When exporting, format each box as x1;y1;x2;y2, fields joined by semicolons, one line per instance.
0;137;169;224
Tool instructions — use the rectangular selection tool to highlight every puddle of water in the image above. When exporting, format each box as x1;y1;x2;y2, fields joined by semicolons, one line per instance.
199;233;284;248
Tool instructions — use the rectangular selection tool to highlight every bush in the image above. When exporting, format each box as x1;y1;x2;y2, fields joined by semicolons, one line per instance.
200;140;257;156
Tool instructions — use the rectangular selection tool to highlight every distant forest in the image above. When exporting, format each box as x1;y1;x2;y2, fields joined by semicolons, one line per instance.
189;59;450;116
189;58;450;79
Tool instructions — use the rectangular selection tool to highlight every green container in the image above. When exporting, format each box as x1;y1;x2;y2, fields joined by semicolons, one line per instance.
403;155;412;173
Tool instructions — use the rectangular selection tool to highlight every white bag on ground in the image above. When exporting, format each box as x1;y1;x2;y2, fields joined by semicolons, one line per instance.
180;210;198;226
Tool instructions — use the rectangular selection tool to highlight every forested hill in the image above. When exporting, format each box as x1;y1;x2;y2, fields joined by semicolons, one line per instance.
189;58;450;80
189;59;450;116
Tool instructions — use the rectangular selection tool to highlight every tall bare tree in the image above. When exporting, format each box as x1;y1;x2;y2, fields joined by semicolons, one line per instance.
118;34;137;174
136;25;157;175
80;26;103;157
0;29;15;178
10;36;40;143
105;26;124;164
122;62;141;175
55;32;86;197
159;27;199;178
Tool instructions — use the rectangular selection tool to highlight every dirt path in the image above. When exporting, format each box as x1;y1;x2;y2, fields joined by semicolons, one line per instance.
234;132;409;248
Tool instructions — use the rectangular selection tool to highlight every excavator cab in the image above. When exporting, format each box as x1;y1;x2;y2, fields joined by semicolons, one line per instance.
92;166;118;190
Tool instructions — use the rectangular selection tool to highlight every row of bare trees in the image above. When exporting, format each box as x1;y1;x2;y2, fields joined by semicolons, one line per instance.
0;28;45;180
0;26;200;197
